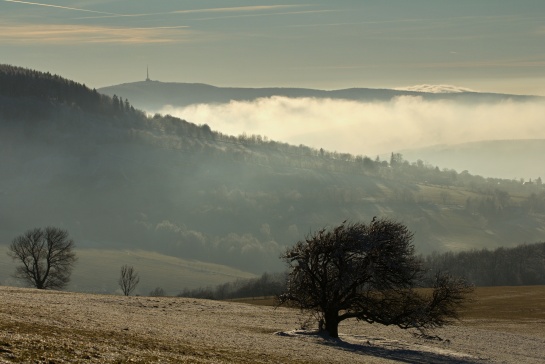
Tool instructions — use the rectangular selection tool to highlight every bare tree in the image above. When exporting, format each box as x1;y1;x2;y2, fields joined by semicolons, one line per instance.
119;264;140;296
278;218;472;338
149;287;166;297
8;227;77;290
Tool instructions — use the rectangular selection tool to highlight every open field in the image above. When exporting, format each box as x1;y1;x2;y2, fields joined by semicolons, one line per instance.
1;286;544;363
235;286;545;338
458;286;545;338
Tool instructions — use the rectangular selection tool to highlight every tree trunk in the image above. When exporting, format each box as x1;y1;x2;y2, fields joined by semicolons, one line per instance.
324;311;340;338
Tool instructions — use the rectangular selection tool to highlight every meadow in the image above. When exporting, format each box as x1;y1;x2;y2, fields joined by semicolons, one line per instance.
0;285;544;363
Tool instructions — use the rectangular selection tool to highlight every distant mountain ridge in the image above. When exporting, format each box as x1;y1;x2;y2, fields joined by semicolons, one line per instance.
98;78;545;181
98;80;541;111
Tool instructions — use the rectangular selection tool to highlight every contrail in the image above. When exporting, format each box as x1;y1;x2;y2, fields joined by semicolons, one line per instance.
4;0;119;15
172;5;303;14
75;4;308;20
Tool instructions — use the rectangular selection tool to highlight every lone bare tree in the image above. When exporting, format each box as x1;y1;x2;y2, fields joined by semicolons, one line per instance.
278;218;472;338
8;227;77;290
119;264;140;296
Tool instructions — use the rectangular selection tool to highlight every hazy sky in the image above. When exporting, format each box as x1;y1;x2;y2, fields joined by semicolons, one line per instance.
3;0;545;94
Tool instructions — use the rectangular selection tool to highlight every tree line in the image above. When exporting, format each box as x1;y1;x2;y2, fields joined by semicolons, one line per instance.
179;240;545;302
423;242;545;286
177;272;286;300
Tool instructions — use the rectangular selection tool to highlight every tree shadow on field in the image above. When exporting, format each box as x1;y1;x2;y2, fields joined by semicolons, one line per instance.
322;339;481;364
277;331;483;364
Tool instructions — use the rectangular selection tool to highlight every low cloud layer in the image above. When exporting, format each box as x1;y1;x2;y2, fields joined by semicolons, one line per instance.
159;96;545;157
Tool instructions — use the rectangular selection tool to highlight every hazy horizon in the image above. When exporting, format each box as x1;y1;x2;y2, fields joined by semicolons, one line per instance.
3;0;545;96
5;0;544;168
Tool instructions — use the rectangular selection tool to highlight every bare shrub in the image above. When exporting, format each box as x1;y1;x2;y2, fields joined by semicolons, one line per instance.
118;265;140;296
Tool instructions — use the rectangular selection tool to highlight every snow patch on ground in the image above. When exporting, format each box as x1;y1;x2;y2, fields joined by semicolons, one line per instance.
396;84;476;93
276;329;478;363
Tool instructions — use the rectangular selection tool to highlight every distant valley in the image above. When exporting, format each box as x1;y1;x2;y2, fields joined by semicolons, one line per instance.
100;81;545;180
401;139;545;181
2;65;545;293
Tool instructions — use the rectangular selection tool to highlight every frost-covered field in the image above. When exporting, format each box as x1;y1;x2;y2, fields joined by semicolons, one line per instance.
0;286;544;363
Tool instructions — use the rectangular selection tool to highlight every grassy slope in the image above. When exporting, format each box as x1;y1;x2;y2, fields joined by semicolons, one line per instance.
0;246;256;295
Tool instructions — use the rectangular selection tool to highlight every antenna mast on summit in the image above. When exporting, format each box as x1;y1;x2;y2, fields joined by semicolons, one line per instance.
146;65;150;81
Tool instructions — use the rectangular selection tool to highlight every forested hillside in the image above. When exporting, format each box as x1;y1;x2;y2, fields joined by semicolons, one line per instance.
1;65;544;291
424;242;545;286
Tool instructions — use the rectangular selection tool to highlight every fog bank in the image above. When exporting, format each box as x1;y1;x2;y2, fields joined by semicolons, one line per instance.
159;96;545;157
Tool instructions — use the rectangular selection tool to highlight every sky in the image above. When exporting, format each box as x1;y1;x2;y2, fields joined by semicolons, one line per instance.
3;0;545;95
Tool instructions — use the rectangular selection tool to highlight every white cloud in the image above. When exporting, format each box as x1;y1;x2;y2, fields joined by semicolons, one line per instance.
159;96;545;157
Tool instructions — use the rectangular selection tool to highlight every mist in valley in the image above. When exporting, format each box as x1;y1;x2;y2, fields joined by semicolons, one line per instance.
3;2;545;361
159;95;545;180
2;66;545;294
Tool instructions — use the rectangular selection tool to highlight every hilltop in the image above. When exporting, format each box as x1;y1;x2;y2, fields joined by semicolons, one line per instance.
98;79;540;111
1;65;544;293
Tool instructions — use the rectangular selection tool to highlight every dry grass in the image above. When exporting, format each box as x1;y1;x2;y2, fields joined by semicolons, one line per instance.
458;285;545;337
229;297;277;306
234;286;545;338
460;286;545;321
234;286;545;318
0;287;318;363
1;285;544;363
